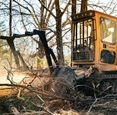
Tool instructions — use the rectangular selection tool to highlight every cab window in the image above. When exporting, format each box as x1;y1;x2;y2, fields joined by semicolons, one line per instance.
100;17;116;44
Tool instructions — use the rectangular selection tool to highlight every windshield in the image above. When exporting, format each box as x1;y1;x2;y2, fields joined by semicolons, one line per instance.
100;17;116;44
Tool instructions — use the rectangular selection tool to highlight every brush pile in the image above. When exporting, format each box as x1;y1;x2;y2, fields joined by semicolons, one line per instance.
0;68;117;115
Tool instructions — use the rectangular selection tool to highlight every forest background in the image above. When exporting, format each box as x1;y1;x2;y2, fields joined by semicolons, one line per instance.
0;0;117;70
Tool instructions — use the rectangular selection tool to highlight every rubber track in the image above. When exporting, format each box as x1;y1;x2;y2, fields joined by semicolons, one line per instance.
87;74;117;83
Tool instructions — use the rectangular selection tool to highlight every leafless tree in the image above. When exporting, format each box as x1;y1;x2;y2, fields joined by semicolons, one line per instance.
11;0;71;65
0;0;117;68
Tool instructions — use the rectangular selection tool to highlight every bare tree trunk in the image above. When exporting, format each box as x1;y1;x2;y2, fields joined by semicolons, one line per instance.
71;0;76;66
9;0;12;36
80;0;88;12
55;0;64;65
9;0;20;69
9;0;12;67
7;39;20;68
40;0;47;30
72;0;76;15
17;51;29;70
38;0;46;58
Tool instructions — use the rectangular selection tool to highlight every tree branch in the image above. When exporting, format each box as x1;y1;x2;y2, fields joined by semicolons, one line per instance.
13;0;39;26
38;0;56;19
61;0;70;16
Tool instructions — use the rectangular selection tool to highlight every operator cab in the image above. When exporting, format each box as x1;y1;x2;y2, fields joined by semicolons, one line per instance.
71;10;117;71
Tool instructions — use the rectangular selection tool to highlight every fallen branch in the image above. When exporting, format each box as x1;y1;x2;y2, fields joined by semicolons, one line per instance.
32;102;54;115
86;98;98;115
0;83;74;100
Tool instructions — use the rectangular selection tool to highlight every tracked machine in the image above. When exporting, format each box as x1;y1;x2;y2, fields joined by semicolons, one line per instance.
11;10;117;97
71;10;117;96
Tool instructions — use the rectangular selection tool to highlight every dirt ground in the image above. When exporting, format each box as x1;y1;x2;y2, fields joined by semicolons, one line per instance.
0;68;117;115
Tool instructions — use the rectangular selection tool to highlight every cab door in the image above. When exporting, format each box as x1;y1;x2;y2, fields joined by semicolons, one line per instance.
99;16;116;65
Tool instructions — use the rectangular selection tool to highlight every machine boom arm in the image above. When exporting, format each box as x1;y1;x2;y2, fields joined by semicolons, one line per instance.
13;29;59;73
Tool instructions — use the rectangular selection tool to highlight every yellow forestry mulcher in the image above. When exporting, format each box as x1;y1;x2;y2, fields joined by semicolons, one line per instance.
71;10;117;96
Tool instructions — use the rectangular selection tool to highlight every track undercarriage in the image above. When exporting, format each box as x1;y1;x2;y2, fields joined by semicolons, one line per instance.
84;73;117;96
51;66;117;98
